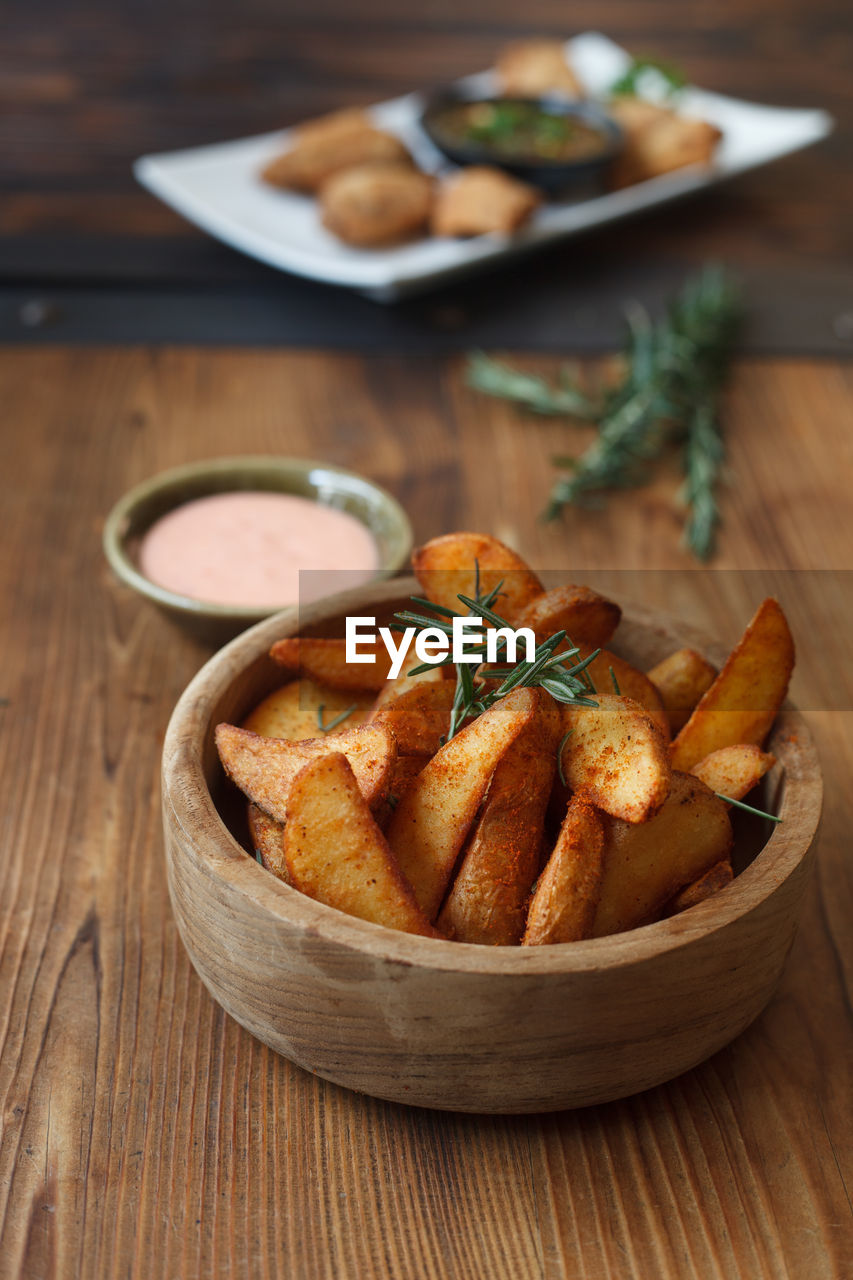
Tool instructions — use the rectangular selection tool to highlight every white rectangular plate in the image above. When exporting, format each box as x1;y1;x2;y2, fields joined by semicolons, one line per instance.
134;32;833;301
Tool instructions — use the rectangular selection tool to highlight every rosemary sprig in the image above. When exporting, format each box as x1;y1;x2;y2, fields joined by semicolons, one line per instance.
394;583;597;740
716;794;783;824
316;704;357;734
467;266;741;560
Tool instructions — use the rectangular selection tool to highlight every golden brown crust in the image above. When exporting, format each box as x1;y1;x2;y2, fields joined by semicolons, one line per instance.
431;166;540;238
320;163;433;247
495;39;584;99
262;123;413;194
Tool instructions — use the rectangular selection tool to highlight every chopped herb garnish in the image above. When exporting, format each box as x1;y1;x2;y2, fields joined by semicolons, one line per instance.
609;665;621;695
610;56;687;100
556;729;574;787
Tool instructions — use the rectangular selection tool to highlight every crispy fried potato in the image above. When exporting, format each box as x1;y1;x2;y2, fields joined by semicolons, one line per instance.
371;681;456;756
523;796;605;945
592;772;733;937
431;166;541;237
270;636;393;692
582;648;670;737
495;39;584;98
439;699;560;945
386;687;538;919
262;120;412;194
559;694;671;824
691;744;776;801
242;678;372;741
665;859;734;916
247;802;289;882
370;635;446;711
321;163;434;248
647;647;717;734
373;755;429;830
215;722;395;823
671;598;794;772
283;753;437;936
412;532;544;623
517;584;621;650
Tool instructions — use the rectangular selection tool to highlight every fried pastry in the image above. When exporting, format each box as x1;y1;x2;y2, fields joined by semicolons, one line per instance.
320;163;434;247
608;97;722;187
431;166;540;238
495;39;584;99
262;111;413;194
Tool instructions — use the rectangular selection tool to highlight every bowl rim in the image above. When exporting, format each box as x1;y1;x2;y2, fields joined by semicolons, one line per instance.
103;454;414;622
419;90;624;174
162;575;823;975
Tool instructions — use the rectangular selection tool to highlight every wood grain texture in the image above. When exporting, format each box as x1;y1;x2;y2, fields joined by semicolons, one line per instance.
0;346;851;1276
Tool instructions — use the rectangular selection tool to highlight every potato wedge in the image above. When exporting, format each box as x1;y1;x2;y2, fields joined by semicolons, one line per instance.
242;678;372;740
270;636;393;692
215;722;395;823
691;744;776;802
591;772;733;937
581;649;669;737
559;694;671;824
283;753;436;936
523;796;605;945
247;802;289;882
386;687;538;919
647;647;717;734
373;755;428;830
371;680;456;756
517;585;621;650
665;859;734;916
412;532;543;623
370;634;446;711
671;598;794;772
439;699;560;945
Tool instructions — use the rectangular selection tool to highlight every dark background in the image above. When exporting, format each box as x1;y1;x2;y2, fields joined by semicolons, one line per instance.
2;0;851;349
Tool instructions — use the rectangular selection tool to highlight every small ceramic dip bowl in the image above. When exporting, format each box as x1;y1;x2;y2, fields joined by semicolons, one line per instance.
103;456;413;645
420;92;623;192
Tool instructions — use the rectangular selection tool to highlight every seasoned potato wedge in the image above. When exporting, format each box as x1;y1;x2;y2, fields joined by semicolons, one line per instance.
412;532;543;623
270;636;393;691
581;649;669;737
560;694;671;824
386;687;538;919
523;796;605;945
665;859;734;916
592;772;733;937
371;680;456;756
691;744;776;802
647;647;717;734
215;722;395;823
247;802;289;882
671;599;794;771
517;585;621;650
439;698;560;945
283;753;437;936
370;635;446;711
242;678;372;740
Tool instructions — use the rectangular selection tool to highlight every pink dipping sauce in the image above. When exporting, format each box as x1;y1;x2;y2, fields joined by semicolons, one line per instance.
138;491;380;608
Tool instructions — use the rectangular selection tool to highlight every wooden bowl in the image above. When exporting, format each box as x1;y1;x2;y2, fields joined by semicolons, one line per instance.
161;578;822;1113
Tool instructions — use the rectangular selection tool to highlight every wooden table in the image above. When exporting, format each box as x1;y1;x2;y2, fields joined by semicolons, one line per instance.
1;346;850;1278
